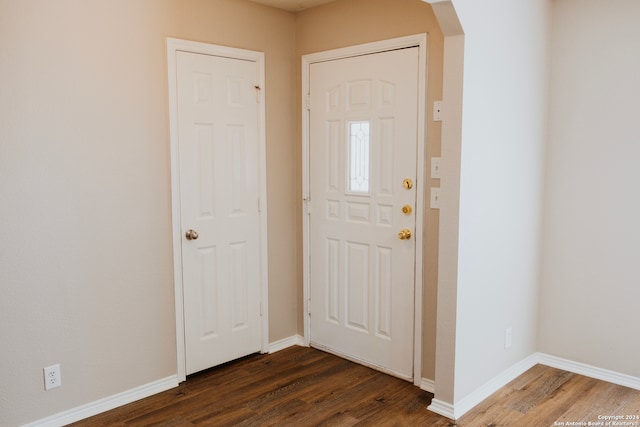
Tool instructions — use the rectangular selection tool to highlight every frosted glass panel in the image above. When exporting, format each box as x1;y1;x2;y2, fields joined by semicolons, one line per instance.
348;121;370;193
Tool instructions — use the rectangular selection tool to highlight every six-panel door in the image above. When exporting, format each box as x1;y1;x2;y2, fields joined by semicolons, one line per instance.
309;47;420;380
177;51;262;375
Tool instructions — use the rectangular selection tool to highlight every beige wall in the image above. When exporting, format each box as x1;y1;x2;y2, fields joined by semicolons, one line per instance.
0;0;446;423
0;1;296;425
540;0;640;377
295;0;444;381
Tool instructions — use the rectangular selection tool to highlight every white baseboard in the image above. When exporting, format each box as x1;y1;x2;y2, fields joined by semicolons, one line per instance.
420;377;435;393
428;353;640;421
427;398;456;419
428;353;538;420
25;375;178;427
537;352;640;391
26;337;305;427
28;348;638;426
269;334;306;353
455;353;538;418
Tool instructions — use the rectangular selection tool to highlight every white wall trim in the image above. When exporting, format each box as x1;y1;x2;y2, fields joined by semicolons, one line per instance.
420;378;436;394
452;353;538;418
26;352;640;426
301;33;429;387
428;353;640;421
25;375;178;427
269;335;306;353
537;353;640;392
428;353;538;420
166;38;269;381
427;398;456;420
413;34;429;389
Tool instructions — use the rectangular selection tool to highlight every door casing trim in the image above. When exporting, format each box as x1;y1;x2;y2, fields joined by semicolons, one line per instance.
302;34;428;386
166;37;269;382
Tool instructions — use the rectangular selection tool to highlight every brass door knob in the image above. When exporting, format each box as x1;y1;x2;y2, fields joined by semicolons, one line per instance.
398;229;412;240
402;205;413;215
185;229;199;240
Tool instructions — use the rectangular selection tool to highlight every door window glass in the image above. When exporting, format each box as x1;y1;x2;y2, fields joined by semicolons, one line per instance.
347;121;370;193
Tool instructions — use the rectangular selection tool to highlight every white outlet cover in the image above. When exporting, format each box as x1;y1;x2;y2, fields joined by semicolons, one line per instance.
44;364;61;390
505;328;513;349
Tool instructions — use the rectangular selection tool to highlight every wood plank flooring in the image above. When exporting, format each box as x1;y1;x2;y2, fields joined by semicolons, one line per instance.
70;346;640;426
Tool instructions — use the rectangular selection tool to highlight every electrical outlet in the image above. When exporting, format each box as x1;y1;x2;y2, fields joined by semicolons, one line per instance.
505;328;513;349
43;364;61;390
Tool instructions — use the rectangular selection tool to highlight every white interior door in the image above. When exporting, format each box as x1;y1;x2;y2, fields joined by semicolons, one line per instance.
176;50;263;375
309;47;419;380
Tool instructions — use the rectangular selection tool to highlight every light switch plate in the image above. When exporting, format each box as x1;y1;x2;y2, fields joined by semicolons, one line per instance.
433;101;443;121
431;157;441;179
430;188;441;209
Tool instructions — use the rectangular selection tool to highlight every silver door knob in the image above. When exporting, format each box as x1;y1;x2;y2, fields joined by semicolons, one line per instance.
185;229;199;240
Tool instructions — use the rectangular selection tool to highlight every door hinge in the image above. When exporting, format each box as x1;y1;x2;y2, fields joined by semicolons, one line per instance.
306;93;311;111
258;197;262;213
303;197;311;215
255;85;262;103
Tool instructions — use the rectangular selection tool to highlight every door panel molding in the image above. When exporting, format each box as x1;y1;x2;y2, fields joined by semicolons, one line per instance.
302;34;427;386
167;38;268;382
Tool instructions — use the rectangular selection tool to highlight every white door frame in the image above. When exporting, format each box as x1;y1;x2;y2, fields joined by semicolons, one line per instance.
166;38;269;382
302;34;428;386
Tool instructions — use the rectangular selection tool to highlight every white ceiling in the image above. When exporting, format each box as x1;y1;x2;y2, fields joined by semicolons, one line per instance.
248;0;338;12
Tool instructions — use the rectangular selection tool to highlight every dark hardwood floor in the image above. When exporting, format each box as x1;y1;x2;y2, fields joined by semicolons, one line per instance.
70;346;640;426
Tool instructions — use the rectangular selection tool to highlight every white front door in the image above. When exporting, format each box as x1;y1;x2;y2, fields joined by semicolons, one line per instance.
175;49;264;375
309;47;420;380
